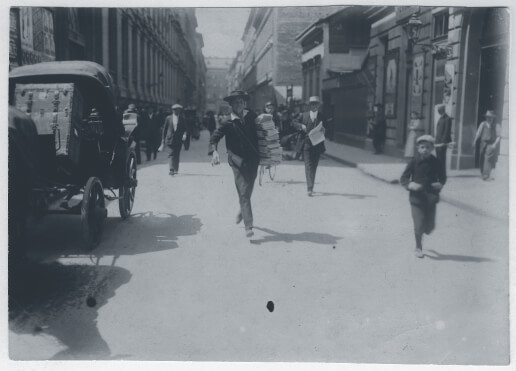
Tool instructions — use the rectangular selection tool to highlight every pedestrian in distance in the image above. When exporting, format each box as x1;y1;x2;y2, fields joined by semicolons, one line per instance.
209;90;260;238
124;103;142;164
292;96;327;197
404;111;425;159
147;106;163;160
207;110;217;138
183;107;196;151
163;104;187;176
139;106;153;161
434;104;453;177
473;110;501;181
400;135;446;258
370;103;386;154
264;101;281;131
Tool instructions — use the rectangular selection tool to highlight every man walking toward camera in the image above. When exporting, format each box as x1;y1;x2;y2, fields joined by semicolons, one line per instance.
292;96;327;196
209;90;259;238
163;104;186;176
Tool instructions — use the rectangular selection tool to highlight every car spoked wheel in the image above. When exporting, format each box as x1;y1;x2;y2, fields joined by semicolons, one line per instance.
81;177;107;250
119;154;137;220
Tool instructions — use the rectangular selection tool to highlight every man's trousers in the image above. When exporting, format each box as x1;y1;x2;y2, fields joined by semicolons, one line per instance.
231;161;259;229
168;146;181;172
303;148;320;192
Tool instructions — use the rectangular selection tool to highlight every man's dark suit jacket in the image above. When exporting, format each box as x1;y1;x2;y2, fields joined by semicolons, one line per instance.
293;111;327;155
163;114;186;149
435;113;452;145
209;110;259;164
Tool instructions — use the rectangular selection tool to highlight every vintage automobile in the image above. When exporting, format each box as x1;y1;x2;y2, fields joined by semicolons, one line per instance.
9;61;138;250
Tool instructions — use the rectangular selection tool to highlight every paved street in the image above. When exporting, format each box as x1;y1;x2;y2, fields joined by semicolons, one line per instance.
9;131;509;364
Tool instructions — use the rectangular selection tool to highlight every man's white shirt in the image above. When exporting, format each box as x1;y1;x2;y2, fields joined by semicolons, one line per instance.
172;114;179;131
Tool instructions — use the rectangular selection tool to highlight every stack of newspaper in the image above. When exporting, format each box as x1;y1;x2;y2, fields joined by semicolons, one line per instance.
255;114;281;166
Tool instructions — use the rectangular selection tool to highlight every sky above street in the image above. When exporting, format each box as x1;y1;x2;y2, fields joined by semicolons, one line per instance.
196;7;251;59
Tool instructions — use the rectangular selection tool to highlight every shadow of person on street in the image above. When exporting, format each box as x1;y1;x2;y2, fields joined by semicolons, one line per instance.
9;260;132;360
25;212;203;263
313;192;376;199
424;249;495;263
251;226;341;246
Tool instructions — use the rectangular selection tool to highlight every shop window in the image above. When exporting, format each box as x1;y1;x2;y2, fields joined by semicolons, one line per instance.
132;27;138;85
108;9;117;79
121;16;129;81
433;12;449;39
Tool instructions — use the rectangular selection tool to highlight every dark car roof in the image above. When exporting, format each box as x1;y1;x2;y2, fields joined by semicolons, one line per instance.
9;61;123;135
9;61;114;88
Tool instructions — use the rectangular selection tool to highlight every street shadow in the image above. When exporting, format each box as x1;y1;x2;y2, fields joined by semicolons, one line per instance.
424;249;495;263
251;226;341;246
9;260;132;360
176;173;223;177
447;174;481;178
272;180;306;185
314;192;376;199
25;212;202;262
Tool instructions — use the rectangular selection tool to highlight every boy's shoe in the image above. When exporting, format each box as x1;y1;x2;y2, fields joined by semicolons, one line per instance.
245;228;254;238
235;212;243;224
169;170;175;176
307;190;313;197
414;248;423;258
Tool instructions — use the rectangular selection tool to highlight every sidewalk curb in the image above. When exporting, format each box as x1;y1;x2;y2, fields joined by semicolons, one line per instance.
322;153;357;168
323;153;505;221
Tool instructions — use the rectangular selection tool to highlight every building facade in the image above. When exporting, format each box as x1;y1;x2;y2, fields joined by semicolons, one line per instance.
10;7;205;111
240;7;343;111
195;32;207;113
205;57;232;114
368;6;509;170
227;51;243;94
297;6;381;142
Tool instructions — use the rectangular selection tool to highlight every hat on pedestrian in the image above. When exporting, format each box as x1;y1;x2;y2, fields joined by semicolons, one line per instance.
127;103;136;110
223;90;250;103
172;104;183;110
484;110;496;118
265;101;274;106
308;96;321;104
416;134;435;145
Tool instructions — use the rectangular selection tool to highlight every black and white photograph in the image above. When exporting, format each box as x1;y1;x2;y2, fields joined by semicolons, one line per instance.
3;0;514;370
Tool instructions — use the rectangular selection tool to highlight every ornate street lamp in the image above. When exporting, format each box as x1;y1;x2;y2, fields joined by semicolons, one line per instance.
404;13;423;49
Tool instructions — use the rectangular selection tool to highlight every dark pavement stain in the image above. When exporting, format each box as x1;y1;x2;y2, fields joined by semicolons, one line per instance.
267;301;274;313
86;297;97;307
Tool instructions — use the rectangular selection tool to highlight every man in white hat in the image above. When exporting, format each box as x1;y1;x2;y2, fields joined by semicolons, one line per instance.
163;103;186;175
473;110;501;180
292;96;327;196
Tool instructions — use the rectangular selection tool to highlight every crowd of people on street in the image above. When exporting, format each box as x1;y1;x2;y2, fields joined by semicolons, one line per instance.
121;92;502;258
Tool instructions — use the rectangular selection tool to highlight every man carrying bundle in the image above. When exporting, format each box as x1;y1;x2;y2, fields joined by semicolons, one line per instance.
209;90;260;238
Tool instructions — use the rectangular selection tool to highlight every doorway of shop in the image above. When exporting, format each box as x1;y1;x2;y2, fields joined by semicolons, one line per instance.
475;45;506;167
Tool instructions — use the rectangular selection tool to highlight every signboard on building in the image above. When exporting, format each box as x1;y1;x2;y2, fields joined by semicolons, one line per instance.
384;49;399;118
18;7;55;65
10;9;20;67
411;54;424;114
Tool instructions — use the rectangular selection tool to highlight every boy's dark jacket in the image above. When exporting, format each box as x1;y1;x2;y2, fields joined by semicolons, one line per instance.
400;154;446;205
